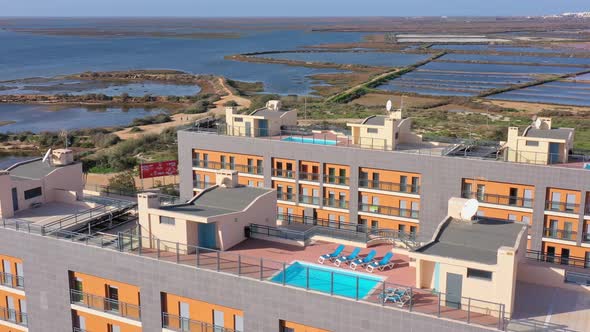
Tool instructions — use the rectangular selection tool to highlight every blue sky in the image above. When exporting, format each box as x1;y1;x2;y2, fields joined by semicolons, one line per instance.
2;0;588;17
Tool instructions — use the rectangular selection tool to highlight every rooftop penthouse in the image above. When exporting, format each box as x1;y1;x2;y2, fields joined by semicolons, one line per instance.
186;101;590;169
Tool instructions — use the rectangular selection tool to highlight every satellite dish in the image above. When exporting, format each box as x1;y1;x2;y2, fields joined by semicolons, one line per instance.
534;118;542;129
531;114;538;121
460;199;479;220
386;100;392;112
42;149;52;163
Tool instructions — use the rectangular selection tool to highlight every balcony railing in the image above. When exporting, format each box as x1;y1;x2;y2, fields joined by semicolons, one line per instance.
298;195;320;205
543;228;577;241
323;198;349;209
359;203;419;219
461;191;533;208
545;201;580;214
0;305;27;327
276;192;296;202
323;174;349;186
73;328;90;332
193;181;214;190
0;271;24;289
583;233;590;244
70;289;141;321
272;168;295;179
526;250;590;269
193;160;263;175
298;172;320;182
359;180;420;195
162;312;238;332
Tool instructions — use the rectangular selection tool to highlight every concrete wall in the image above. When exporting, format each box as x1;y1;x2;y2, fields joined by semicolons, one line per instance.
0;228;494;332
178;130;590;250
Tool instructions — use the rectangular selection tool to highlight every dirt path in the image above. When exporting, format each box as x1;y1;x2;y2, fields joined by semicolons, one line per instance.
113;113;209;140
211;78;252;115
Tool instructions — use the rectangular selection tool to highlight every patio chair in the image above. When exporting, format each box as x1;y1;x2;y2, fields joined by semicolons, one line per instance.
349;249;377;270
378;287;408;304
366;252;395;273
317;244;345;264
333;247;361;267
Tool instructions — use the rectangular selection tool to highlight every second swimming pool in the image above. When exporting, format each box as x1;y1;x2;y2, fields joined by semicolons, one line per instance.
270;261;383;299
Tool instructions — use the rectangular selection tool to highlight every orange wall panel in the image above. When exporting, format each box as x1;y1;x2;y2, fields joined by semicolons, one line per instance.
542;242;589;258
281;319;330;332
72;310;142;332
462;179;534;197
70;272;140;307
162;293;243;331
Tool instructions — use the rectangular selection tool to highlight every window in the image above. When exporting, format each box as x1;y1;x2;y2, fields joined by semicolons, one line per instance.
371;220;379;229
522;216;530;224
160;216;175;225
410;226;417;236
566;194;577;212
398;224;406;234
467;268;492;280
525;140;539;147
462;182;473;197
367;128;378;134
108;324;121;332
24;187;42;200
400;176;407;192
508;214;517;221
248;180;254;187
411;177;419;193
256;160;263;175
234;117;243;122
234;315;244;332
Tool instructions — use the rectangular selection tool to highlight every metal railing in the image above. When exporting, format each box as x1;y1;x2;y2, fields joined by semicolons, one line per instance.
360;180;420;195
163;312;238;332
272;168;295;179
0;305;27;326
70;289;141;321
298;172;320;182
545;200;580;214
323;198;349;209
276;192;296;202
564;270;590;286
84;184;181;205
583;233;590;244
542;228;577;241
462;191;533;208
0;218;505;331
249;224;307;241
298;195;320;205
193;181;214;190
323;174;350;186
192;160;263;175
184;127;590;170
526;250;590;269
0;271;24;289
359;203;419;219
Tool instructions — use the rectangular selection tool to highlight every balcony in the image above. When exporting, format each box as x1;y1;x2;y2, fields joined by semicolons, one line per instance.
193;160;263;175
0;272;24;290
545;201;580;214
272;168;295;179
298;195;320;205
543;228;577;241
298;172;320;182
359;203;419;219
323;197;349;209
461;191;533;209
193;181;214;190
276;191;296;202
583;233;590;244
0;305;27;327
359;180;420;195
70;289;141;321
73;328;90;332
323;174;349;186
162;312;238;332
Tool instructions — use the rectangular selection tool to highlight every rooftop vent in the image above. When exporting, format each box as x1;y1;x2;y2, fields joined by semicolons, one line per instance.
215;169;239;188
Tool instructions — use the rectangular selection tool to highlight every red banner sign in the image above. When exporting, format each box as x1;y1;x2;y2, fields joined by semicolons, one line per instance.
140;160;178;179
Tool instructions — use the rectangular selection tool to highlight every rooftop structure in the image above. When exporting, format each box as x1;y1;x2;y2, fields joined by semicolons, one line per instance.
138;170;276;250
504;117;575;165
225;100;297;137
0;149;84;219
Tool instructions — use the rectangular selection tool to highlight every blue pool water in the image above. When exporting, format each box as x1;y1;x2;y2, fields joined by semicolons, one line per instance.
282;137;337;145
271;261;383;299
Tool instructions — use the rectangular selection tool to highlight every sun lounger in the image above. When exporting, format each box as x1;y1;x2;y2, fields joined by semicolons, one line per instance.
366;252;395;273
333;247;361;267
349;249;377;270
317;244;345;264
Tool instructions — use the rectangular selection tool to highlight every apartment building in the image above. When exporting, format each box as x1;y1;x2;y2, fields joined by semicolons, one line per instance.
0;254;26;332
181;104;590;266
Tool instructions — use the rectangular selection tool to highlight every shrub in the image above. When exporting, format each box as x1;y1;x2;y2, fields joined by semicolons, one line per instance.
107;171;137;193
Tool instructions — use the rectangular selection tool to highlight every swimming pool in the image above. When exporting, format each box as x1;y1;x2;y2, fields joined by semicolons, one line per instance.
270;261;383;299
281;136;337;145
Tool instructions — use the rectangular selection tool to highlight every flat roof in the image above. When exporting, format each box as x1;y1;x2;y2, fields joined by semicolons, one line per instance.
161;185;273;218
415;218;525;265
249;109;290;119
8;159;61;180
524;128;573;140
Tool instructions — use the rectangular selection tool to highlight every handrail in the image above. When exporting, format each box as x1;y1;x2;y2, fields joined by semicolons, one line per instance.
526;249;590;269
545;200;580;214
0;305;27;326
359;203;419;219
542;228;577;241
359;179;420;194
192;159;263;175
70;289;141;320
162;312;238;332
0;271;24;289
461;191;533;208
